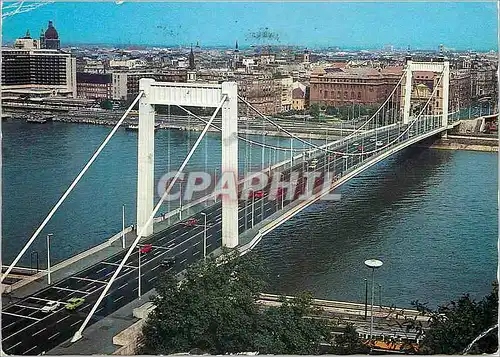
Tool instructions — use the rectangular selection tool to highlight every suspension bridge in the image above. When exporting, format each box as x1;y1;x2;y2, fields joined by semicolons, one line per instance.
0;61;466;355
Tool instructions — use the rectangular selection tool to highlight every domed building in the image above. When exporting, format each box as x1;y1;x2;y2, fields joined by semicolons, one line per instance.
40;20;60;50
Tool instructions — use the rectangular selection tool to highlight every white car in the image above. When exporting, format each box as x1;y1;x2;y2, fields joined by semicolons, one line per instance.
311;158;319;164
41;301;60;313
376;141;384;147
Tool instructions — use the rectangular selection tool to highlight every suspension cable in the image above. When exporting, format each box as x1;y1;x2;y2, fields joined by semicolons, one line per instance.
71;95;228;342
175;105;310;152
1;91;144;283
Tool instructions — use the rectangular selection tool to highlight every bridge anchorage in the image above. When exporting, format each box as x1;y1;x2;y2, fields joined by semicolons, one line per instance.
1;61;455;353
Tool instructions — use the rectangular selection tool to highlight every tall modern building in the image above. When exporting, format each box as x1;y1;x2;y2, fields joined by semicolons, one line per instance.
40;21;60;50
1;48;76;97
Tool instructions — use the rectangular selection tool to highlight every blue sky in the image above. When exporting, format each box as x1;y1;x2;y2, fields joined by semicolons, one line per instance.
3;2;498;50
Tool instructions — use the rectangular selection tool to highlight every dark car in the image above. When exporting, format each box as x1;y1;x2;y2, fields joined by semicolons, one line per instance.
161;258;175;269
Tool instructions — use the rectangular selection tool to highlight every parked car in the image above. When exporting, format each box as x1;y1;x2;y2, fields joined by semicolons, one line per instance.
308;163;317;171
65;297;85;311
376;141;384;147
357;145;364;151
139;244;153;254
41;301;60;313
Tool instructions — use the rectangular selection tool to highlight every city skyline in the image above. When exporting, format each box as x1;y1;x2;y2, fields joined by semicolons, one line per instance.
3;2;497;51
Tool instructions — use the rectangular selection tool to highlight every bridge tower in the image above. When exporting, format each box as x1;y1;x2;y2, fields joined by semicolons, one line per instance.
402;60;449;131
136;79;239;247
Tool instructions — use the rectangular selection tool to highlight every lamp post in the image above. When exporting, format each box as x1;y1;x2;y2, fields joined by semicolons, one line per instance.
178;180;183;220
364;278;368;320
251;193;255;227
364;259;383;343
47;234;53;285
122;205;125;249
201;212;207;260
138;246;142;299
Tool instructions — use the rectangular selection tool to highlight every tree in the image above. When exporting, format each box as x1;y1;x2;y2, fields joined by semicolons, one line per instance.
309;103;321;119
99;99;113;110
141;248;336;355
412;282;498;354
333;323;370;354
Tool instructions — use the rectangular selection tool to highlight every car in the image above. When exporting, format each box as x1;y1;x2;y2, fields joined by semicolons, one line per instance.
308;163;317;170
328;155;334;161
184;218;198;227
311;158;319;164
41;301;60;313
376;141;384;147
352;142;359;146
252;190;264;199
65;297;85;311
357;145;364;151
139;244;153;254
161;258;175;269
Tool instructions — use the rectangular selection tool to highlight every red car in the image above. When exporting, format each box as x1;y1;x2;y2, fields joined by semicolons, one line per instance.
251;190;264;199
184;218;198;226
357;146;364;151
139;244;152;254
328;155;335;161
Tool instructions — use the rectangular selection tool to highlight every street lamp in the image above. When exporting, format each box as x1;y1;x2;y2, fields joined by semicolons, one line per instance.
47;234;53;285
122;205;126;249
364;278;368;320
200;212;207;260
364;259;383;343
178;180;183;220
138;246;142;299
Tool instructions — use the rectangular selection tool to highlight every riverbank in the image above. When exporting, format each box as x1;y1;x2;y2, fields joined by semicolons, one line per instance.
9;116;344;140
418;135;498;153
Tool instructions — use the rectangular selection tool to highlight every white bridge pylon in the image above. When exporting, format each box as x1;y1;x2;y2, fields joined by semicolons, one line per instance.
137;79;239;248
403;61;450;129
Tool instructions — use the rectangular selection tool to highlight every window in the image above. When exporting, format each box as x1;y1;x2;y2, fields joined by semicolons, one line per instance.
358;92;361;100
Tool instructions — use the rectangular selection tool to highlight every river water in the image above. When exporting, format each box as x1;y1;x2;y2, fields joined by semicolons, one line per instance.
3;120;497;308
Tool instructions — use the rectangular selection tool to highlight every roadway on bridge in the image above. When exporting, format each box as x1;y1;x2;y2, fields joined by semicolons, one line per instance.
2;124;411;355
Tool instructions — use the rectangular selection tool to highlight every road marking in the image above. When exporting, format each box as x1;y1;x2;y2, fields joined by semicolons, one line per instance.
180;259;187;265
206;243;212;248
147;276;158;283
23;345;38;354
193;241;200;246
71;276;107;284
151;264;161;272
166;242;176;248
96;267;106;273
101;262;137;269
193;251;200;256
70;319;82;327
117;282;128;290
56;315;70;324
2;311;41;320
113;296;124;303
53;287;89;294
7;340;22;350
27;297;57;303
180;248;188;255
48;332;60;340
12;304;40;310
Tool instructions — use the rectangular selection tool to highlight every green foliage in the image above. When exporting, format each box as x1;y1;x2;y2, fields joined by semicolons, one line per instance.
412;282;498;354
141;249;336;355
333;323;370;354
309;103;321;119
99;99;113;110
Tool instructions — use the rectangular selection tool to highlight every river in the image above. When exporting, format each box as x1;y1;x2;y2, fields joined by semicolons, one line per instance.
3;120;497;308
